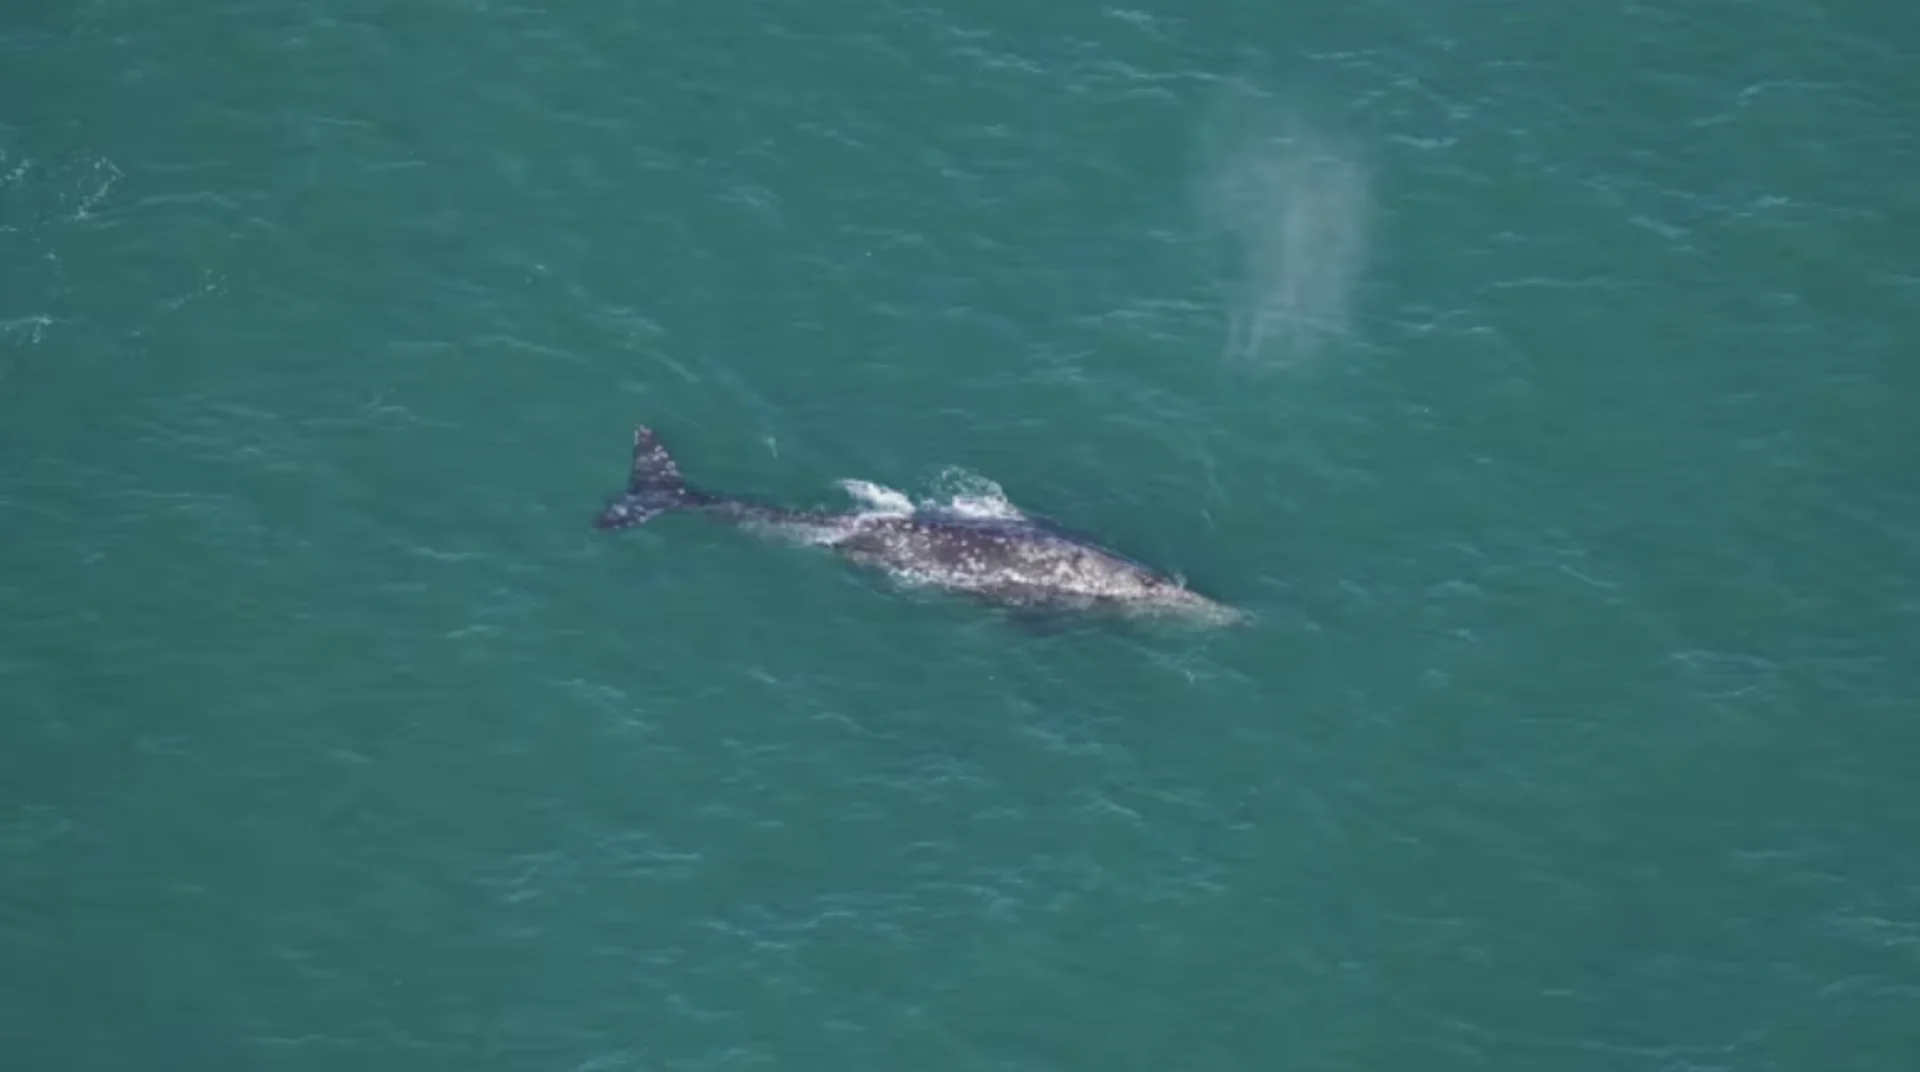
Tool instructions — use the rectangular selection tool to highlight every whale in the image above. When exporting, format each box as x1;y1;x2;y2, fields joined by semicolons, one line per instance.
593;426;1249;627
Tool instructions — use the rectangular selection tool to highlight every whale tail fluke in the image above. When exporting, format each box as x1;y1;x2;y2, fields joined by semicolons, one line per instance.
594;426;714;530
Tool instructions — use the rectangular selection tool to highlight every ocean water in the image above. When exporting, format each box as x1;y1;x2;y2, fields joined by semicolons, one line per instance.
3;2;1917;1069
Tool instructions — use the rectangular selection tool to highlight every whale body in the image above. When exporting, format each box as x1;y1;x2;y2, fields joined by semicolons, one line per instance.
593;426;1247;627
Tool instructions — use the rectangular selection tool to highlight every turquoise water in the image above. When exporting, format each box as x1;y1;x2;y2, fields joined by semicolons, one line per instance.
4;2;1917;1068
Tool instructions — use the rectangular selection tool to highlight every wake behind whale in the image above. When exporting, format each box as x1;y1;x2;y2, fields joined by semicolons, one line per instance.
593;426;1248;627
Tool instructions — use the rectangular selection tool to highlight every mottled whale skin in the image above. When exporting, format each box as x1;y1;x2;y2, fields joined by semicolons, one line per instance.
593;426;1248;626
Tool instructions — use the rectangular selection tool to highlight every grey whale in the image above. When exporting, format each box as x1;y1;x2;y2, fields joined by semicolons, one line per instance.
594;426;1248;627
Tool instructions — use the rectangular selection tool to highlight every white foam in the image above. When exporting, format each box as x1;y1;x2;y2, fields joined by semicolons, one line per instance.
836;479;914;516
837;470;1031;523
927;467;1026;520
944;492;1023;520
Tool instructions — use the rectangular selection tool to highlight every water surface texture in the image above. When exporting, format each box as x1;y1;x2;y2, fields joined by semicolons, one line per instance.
4;2;1917;1069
